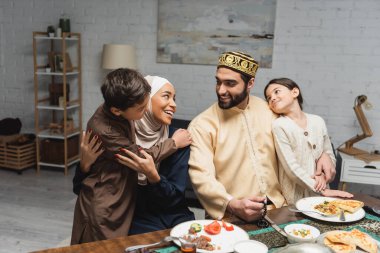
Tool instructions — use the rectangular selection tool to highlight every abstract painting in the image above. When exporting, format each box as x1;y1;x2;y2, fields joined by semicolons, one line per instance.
157;0;276;68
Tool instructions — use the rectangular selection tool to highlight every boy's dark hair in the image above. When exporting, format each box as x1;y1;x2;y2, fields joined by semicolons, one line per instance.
264;77;304;110
101;68;151;110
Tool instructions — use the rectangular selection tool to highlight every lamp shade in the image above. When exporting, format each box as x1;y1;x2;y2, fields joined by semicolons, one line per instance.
101;44;137;70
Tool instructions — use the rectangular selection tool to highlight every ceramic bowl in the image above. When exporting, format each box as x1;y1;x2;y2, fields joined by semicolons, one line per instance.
233;240;268;253
284;224;320;244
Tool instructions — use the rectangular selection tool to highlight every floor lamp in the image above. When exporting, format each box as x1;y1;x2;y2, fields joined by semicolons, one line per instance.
338;95;373;156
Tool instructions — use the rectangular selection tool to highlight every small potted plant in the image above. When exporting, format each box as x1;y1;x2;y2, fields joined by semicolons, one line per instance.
47;25;55;37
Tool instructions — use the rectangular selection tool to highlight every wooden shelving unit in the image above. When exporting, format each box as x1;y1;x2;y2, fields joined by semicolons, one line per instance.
32;31;82;175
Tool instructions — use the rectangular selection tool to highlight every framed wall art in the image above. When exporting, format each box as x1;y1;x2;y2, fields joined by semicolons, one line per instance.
157;0;277;68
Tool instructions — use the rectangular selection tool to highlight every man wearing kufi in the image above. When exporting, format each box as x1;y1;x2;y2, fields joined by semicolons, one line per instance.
188;51;286;221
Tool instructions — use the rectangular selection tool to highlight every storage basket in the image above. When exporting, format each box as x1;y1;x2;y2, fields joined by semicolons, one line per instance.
0;134;36;171
40;135;79;164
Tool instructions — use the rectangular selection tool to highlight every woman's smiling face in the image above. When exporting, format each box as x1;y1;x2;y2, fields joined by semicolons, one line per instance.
151;83;176;125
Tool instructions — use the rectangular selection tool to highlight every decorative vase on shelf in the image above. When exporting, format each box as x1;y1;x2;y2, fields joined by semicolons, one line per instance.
59;14;71;35
47;25;55;38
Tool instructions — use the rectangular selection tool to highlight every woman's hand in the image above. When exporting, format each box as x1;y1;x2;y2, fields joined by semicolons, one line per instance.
80;130;104;173
313;174;327;192
172;128;192;148
116;148;160;183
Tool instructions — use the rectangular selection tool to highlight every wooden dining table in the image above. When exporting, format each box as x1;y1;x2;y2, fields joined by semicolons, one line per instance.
31;193;380;253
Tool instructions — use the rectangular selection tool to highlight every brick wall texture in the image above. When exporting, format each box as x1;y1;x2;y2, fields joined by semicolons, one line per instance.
1;0;379;158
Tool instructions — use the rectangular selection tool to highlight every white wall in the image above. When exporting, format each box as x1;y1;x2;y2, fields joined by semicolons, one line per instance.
1;0;379;192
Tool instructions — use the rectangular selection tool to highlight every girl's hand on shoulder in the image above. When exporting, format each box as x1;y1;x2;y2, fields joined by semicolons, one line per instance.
172;128;192;148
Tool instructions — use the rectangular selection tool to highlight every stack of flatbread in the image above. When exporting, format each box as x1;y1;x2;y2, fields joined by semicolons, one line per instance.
324;229;378;253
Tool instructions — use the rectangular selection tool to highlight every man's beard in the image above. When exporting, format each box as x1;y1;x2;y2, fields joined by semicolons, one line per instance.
217;89;248;109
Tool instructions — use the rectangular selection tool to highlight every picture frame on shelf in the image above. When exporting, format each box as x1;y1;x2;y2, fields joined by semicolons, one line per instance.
48;52;73;72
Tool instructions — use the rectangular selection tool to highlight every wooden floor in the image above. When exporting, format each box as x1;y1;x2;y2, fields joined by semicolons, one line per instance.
0;166;206;253
0;166;77;253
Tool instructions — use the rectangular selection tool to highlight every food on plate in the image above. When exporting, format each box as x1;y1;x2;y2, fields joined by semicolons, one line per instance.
221;220;234;231
325;230;352;245
182;234;217;251
204;220;221;235
314;200;340;216
349;229;378;253
189;222;202;234
314;199;364;216
323;237;356;253
323;229;378;253
331;199;364;213
291;228;312;239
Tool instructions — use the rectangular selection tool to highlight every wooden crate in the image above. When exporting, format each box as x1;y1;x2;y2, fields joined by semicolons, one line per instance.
0;140;36;171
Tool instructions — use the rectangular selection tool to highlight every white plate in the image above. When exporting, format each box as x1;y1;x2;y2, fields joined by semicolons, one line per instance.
234;240;268;253
170;219;249;253
295;197;365;223
317;231;380;252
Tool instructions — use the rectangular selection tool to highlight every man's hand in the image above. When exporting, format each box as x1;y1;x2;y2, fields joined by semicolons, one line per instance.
227;196;266;222
80;130;104;173
313;174;327;192
116;148;160;183
314;152;336;183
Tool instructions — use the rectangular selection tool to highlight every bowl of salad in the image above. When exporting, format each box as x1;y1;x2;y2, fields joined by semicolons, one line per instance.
284;224;320;244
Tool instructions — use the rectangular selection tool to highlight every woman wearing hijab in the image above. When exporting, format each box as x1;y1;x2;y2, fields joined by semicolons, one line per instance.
73;75;195;235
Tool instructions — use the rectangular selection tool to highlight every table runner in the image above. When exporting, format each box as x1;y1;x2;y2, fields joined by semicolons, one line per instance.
153;214;380;253
251;214;380;252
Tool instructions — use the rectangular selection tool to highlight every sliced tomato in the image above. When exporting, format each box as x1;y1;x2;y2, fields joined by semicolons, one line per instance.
221;220;234;231
204;220;221;235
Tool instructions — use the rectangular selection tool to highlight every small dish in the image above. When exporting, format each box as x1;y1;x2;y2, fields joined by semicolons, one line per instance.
233;240;268;253
284;224;320;244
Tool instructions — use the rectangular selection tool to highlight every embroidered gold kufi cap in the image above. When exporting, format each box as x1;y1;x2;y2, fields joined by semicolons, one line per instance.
218;51;259;78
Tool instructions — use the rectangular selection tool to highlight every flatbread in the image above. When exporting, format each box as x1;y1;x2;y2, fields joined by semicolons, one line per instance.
325;230;352;245
350;229;378;253
323;230;378;253
330;200;364;213
324;237;356;253
314;201;340;216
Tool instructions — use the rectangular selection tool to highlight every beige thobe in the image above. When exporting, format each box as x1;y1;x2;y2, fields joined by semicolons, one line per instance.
188;96;285;219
